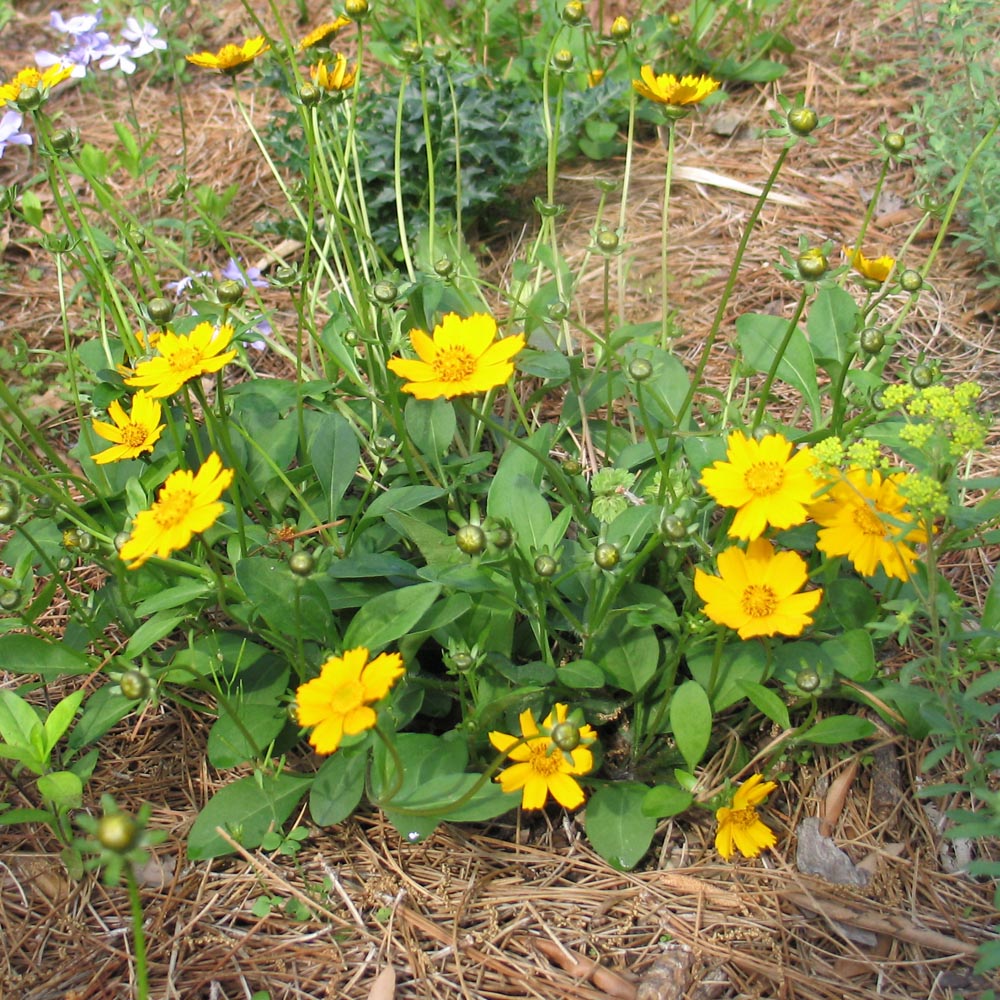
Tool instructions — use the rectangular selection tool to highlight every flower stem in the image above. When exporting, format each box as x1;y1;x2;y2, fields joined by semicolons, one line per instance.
124;865;149;1000
750;285;810;432
659;121;676;349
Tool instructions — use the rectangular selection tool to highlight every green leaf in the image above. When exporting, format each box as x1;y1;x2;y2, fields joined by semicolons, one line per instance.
687;642;769;710
822;629;875;682
309;747;368;826
125;612;187;658
557;659;605;689
0;689;43;763
584;783;657;870
800;715;877;745
736;312;822;419
187;771;312;860
361;485;447;526
807;284;857;379
486;473;553;557
68;686;136;750
37;770;83;810
589;626;659;694
0;634;91;678
234;557;333;643
208;705;291;768
308;411;361;522
342;582;441;652
134;579;213;616
824;577;878;633
734;679;790;730
41;689;84;759
670;680;712;772
641;784;694;818
404;397;456;458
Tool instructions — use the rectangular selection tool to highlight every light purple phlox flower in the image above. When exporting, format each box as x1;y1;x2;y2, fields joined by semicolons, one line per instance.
222;257;269;289
0;110;33;159
49;9;103;35
99;43;136;74
121;17;166;58
165;271;211;298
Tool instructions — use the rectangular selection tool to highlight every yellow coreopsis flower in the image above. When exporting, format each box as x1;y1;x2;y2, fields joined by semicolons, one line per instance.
0;64;74;106
90;391;165;465
632;67;719;107
700;430;817;540
694;538;822;639
489;704;597;810
118;452;233;569
298;17;352;50
811;466;928;580
844;246;895;283
124;322;237;398
296;647;405;754
715;773;778;861
387;313;525;400
310;54;356;92
186;36;269;74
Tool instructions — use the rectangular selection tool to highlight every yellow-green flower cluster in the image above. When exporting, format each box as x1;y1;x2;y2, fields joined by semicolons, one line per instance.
810;436;845;472
900;382;987;458
881;383;916;409
898;472;948;517
845;438;883;470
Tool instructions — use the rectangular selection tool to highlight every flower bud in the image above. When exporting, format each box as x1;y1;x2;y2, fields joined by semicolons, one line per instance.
77;531;94;553
535;199;563;219
372;280;398;304
33;495;56;518
164;176;189;203
50;127;79;154
610;15;631;40
883;132;905;155
343;329;359;347
400;40;423;64
433;257;455;278
372;435;394;455
787;108;818;136
43;232;73;253
100;246;118;265
15;86;43;112
547;300;569;321
553;49;575;71
119;669;151;701
217;279;244;305
0;500;18;525
455;523;487;555
491;526;513;549
795;668;821;692
561;458;582;476
450;650;475;671
859;327;885;354
299;82;321;105
113;530;131;552
432;45;451;65
661;514;688;541
594;542;620;570
345;0;370;20
595;229;620;253
667;12;681;26
126;226;146;249
534;554;558;578
97;812;140;853
796;248;828;281
289;551;315;576
562;1;585;25
550;720;582;751
272;263;299;287
628;358;653;381
910;364;933;388
147;297;174;325
0;589;21;611
899;268;922;292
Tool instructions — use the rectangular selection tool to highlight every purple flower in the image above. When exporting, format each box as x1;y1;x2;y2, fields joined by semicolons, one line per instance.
221;257;269;289
165;270;211;298
99;43;136;74
0;111;32;159
49;10;103;35
121;17;166;58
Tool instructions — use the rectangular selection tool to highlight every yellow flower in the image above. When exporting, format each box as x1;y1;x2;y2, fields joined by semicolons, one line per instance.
489;704;596;810
0;64;73;106
118;452;233;569
587;68;605;87
298;17;352;49
700;430;817;540
694;538;822;639
715;774;778;861
811;466;928;581
186;36;269;74
844;246;895;283
124;322;237;398
387;313;525;400
90;391;165;465
296;647;405;754
631;67;719;107
310;54;356;92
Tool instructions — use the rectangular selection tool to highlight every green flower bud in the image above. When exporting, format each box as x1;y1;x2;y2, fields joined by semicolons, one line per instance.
33;495;56;518
217;279;244;305
77;531;94;553
610;15;631;40
787;108;819;136
491;526;513;549
14;86;43;112
164;176;189;203
910;364;934;388
126;226;146;249
534;553;558;578
50;128;79;154
57;555;74;570
661;514;688;541
345;0;370;20
400;40;423;64
432;45;451;65
859;327;885;354
100;246;118;265
899;268;922;292
372;280;398;304
547;300;569;321
795;668;821;692
97;812;140;853
147;297;174;325
455;524;488;555
450;650;475;671
0;500;18;525
550;720;582;751
289;551;315;576
883;132;905;155
594;542;621;570
372;435;394;455
343;329;359;347
119;669;151;701
113;531;131;552
299;82;322;105
561;458;582;476
535;199;563;219
796;248;828;281
628;358;653;381
595;230;620;253
562;1;585;25
433;257;455;278
0;590;21;611
272;263;299;287
553;49;575;71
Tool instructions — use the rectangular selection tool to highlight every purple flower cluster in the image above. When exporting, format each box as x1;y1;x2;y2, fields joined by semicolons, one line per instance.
0;110;33;158
36;10;166;78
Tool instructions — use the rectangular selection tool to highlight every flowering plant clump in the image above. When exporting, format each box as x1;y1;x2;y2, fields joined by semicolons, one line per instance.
0;3;997;933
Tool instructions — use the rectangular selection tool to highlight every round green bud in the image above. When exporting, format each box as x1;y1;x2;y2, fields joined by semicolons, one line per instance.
795;668;821;692
119;669;151;701
628;358;653;381
147;297;174;325
491;526;513;549
534;554;558;578
0;590;21;611
345;0;370;20
561;458;582;476
595;229;620;253
550;720;582;751
667;12;681;26
113;531;131;552
610;15;631;40
796;248;829;281
43;232;73;254
910;364;934;389
661;514;688;541
536;200;563;219
787;108;819;136
432;45;451;65
97;812;140;853
50;128;79;154
77;531;94;553
899;268;922;292
594;542;621;570
553;49;575;71
126;226;146;249
0;500;18;525
870;388;886;411
372;280;398;304
859;327;885;354
100;246;118;265
217;279;244;305
547;300;569;321
272;263;299;287
14;86;43;112
433;257;455;278
400;40;423;64
299;82;321;106
562;1;585;25
33;495;56;518
57;555;74;571
289;551;315;577
343;329;359;347
372;436;394;455
450;651;475;671
883;132;905;155
455;524;487;555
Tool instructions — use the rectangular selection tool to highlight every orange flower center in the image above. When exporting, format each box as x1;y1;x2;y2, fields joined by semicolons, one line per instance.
729;806;760;830
528;743;562;777
153;490;195;530
743;461;784;496
852;503;888;537
168;345;200;371
121;421;151;448
326;679;365;714
741;583;778;618
433;346;477;382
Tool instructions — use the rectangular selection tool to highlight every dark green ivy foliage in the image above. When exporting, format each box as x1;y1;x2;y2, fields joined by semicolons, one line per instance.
265;64;619;254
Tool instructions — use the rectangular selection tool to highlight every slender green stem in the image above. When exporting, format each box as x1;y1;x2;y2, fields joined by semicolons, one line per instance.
125;866;149;1000
659;121;676;348
393;72;416;282
750;286;810;432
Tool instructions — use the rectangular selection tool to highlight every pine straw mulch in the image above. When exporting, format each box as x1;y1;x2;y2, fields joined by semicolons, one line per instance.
2;0;1000;998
